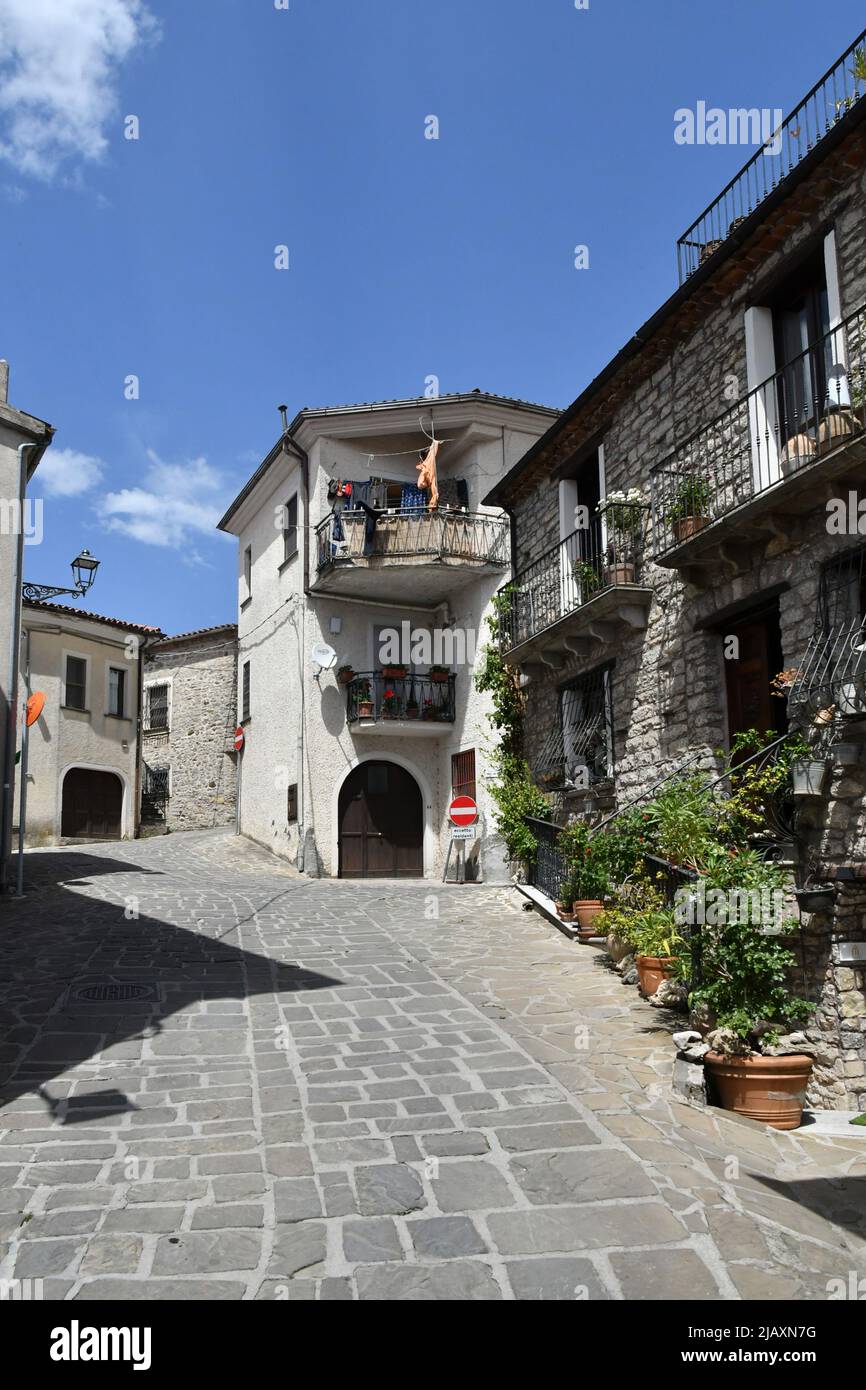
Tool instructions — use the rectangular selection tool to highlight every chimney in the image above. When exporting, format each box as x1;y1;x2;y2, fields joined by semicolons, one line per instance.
278;403;289;433
0;360;8;404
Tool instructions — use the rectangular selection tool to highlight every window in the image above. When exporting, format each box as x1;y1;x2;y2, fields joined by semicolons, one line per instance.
537;666;613;790
283;495;298;563
108;667;126;717
451;749;476;802
243;545;252;597
287;783;298;822
146;683;169;732
64;656;87;711
242;660;251;722
818;546;866;631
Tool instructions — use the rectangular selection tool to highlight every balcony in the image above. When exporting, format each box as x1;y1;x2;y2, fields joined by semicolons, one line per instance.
677;29;866;282
312;506;509;604
346;671;456;736
500;499;653;666
651;304;866;582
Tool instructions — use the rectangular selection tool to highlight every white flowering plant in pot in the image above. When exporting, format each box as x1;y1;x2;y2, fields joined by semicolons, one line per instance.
599;488;645;571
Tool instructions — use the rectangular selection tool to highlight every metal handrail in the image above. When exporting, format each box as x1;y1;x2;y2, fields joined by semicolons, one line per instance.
651;302;866;555
345;670;456;724
677;29;866;281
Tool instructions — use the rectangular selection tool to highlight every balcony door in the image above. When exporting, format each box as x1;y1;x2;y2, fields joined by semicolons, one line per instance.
338;761;423;877
558;445;605;614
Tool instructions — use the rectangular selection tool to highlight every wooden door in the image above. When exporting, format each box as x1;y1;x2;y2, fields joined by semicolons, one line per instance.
61;768;123;840
725;619;780;744
338;761;423;878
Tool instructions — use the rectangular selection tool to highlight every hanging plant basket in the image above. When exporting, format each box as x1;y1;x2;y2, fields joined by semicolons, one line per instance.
794;884;835;914
791;758;829;797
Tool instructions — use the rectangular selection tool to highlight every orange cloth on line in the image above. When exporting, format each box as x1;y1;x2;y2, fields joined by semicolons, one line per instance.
416;441;440;511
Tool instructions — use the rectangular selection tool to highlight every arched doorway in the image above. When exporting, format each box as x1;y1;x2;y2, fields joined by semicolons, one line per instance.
338;760;423;878
61;768;124;840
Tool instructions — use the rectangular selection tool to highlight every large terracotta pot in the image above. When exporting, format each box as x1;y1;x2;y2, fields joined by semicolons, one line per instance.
635;954;676;997
572;900;604;933
605;562;636;586
704;1052;813;1131
555;901;575;923
672;515;708;544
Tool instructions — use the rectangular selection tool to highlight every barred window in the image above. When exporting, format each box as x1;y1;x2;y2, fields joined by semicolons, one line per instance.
818;545;866;631
451;749;476;802
146;683;169;731
242;661;251;722
560;666;614;788
287;783;298;822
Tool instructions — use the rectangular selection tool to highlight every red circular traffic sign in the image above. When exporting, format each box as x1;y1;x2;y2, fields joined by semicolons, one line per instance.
234;726;245;752
448;795;478;826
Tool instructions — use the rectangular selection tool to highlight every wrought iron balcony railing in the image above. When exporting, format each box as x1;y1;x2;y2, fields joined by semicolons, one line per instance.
651;303;866;556
500;499;649;653
316;506;508;571
346;671;456;725
677;29;866;282
788;618;866;722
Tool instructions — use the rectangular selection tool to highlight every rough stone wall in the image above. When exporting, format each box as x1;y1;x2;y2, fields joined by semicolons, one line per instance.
508;152;866;1108
144;633;238;832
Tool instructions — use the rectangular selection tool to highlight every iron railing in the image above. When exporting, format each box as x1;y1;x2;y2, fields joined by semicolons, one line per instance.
346;671;456;724
316;507;508;571
525;817;568;901
501;499;648;652
677;30;866;281
789;617;866;721
141;763;169;823
651;303;866;556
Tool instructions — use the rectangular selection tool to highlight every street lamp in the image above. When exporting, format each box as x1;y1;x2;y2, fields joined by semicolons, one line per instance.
22;549;100;603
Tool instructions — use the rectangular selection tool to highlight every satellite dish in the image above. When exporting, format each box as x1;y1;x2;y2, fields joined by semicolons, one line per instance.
311;642;337;672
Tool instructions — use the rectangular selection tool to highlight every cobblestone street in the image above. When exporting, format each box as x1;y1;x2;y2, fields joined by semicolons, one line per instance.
1;829;865;1301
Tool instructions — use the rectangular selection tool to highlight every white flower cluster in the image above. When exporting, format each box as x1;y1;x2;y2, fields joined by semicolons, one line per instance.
599;488;644;510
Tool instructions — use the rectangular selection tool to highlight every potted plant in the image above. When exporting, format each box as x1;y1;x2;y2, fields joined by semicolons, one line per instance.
669;474;711;544
555;872;577;923
690;905;815;1130
572;559;602;605
429;665;451;683
421;697;438;721
405;697;420;719
337;664;355;686
354;679;374;719
599;489;643;584
629;907;684;997
382;663;407;679
382;687;400;718
558;820;610;937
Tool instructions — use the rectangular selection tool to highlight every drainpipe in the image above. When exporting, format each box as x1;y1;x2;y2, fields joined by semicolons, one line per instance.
277;410;318;874
14;625;31;895
1;442;35;894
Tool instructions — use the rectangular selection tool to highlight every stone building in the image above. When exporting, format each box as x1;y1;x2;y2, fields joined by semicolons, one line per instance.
218;392;557;879
0;362;53;890
484;33;866;1108
142;624;238;833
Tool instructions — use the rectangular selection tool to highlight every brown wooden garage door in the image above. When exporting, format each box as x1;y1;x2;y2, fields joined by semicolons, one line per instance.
61;768;123;840
338;761;423;878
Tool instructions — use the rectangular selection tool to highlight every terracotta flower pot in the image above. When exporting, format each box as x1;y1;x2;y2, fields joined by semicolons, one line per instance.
635;954;676;997
382;665;407;679
337;668;355;686
605;562;636;586
555;901;575;922
704;1051;813;1131
672;515;708;544
572;900;604;933
429;671;450;683
358;700;374;718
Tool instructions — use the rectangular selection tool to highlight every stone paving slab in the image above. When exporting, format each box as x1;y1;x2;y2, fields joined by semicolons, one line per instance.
0;828;865;1301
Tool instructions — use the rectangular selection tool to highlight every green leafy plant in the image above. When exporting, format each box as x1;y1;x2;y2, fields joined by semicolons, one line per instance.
475;589;524;760
486;753;550;863
690;917;813;1049
669;474;711;524
572;559;602;599
641;773;716;867
558;820;612;900
597;876;687;967
714;728;810;847
851;44;866;84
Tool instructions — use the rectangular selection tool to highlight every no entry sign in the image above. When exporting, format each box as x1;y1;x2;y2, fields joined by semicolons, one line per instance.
448;795;478;827
234;726;245;752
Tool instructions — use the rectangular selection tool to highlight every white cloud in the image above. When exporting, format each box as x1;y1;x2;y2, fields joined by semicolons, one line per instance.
98;450;229;551
36;446;104;497
0;0;158;179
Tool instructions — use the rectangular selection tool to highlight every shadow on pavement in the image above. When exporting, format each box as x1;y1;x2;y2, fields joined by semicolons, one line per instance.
0;847;340;1114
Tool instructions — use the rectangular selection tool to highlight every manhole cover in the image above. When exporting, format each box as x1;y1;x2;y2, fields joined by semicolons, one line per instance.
70;982;158;1004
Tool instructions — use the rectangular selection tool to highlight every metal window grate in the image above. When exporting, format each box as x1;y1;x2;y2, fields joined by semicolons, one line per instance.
145;683;169;732
534;667;613;790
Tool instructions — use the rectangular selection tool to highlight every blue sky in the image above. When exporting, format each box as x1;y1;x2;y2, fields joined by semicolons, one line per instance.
2;0;863;634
